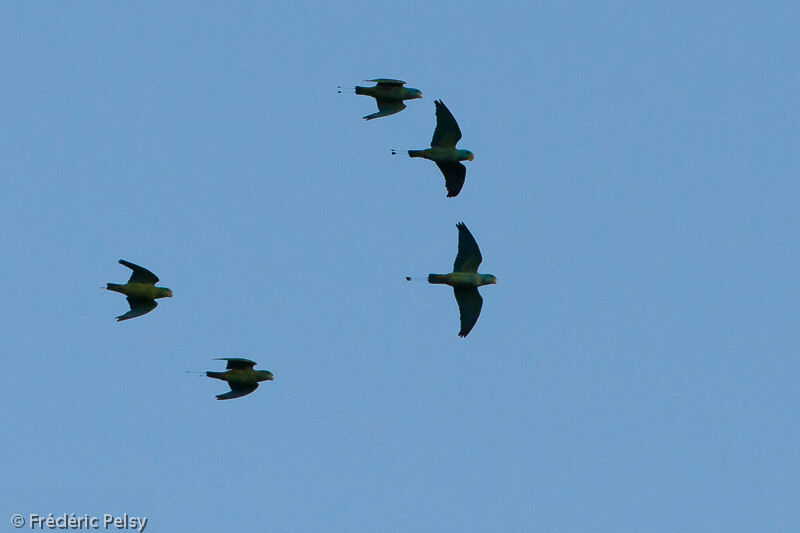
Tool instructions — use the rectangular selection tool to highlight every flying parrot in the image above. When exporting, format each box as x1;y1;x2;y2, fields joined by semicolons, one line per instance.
400;100;474;198
425;223;496;337
354;78;422;120
105;259;173;321
206;358;274;400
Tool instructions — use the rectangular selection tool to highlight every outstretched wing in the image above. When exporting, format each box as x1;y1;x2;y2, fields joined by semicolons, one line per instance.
216;358;258;370
363;100;406;121
368;78;406;87
119;259;159;285
216;382;259;400
435;162;466;198
453;222;482;272
431;100;462;149
453;288;483;337
116;298;157;321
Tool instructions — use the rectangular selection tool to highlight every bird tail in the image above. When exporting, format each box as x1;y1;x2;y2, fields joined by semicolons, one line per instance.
106;283;124;293
355;85;370;95
206;371;226;380
427;274;449;284
408;150;426;158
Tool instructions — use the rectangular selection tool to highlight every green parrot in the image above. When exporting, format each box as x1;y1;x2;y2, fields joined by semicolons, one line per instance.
426;223;496;337
354;78;422;120
206;358;274;400
398;100;474;198
106;259;173;321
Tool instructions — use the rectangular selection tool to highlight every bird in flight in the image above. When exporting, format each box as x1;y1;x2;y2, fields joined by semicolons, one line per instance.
105;259;172;321
353;78;422;120
424;223;496;337
206;358;274;400
396;100;474;197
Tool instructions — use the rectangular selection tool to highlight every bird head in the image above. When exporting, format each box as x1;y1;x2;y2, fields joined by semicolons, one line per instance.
482;274;497;285
158;288;174;298
411;89;423;99
466;151;475;161
260;370;275;381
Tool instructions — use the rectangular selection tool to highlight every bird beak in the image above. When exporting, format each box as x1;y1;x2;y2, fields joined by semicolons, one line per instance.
468;153;474;161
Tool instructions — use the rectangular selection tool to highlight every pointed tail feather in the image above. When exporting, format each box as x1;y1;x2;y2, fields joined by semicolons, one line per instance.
106;283;124;293
428;274;449;284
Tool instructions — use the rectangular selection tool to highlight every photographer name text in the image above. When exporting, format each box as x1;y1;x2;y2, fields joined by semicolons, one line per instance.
11;514;147;532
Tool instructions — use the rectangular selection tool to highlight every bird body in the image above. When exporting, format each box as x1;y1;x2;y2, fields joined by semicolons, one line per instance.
206;358;274;400
427;272;497;288
409;147;474;164
407;100;474;197
206;368;274;387
354;78;422;120
105;260;172;321
355;81;421;102
423;223;496;337
106;282;172;300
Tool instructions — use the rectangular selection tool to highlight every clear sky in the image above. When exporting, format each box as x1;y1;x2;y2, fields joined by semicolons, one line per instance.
2;2;799;532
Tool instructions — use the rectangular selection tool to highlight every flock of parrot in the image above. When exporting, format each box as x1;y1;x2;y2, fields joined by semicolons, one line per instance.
106;78;496;400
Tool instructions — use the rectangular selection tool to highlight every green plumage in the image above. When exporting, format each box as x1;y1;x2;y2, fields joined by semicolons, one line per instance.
407;100;474;197
354;78;422;120
105;259;172;321
206;358;274;400
427;223;497;337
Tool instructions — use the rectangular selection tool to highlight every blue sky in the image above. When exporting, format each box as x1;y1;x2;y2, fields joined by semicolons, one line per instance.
2;2;799;532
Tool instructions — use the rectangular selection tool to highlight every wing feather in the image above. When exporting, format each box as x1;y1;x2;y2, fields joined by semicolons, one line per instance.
215;358;258;370
216;383;259;400
363;100;406;120
453;222;482;272
435;162;466;198
116;298;157;321
367;78;406;86
119;259;160;285
453;288;483;337
431;100;462;148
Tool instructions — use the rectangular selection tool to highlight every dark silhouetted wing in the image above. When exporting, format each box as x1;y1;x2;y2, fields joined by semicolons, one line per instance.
453;288;483;337
216;382;259;400
216;358;258;370
368;78;406;87
435;162;466;198
453;222;482;272
119;259;159;285
431;100;462;149
364;100;406;120
116;298;157;321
